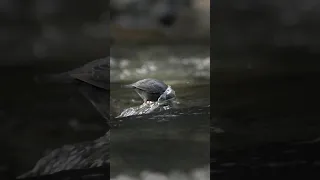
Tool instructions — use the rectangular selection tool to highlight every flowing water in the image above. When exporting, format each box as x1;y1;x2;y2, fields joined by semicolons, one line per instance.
0;45;210;179
3;44;320;179
109;45;210;179
110;45;210;116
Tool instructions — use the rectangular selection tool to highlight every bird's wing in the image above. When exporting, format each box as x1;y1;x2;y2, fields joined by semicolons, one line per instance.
69;57;110;90
34;57;110;86
68;57;109;75
131;79;167;93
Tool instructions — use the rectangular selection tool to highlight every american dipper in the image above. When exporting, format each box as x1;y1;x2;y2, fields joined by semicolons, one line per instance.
35;57;110;90
63;57;110;90
124;78;175;103
37;57;111;122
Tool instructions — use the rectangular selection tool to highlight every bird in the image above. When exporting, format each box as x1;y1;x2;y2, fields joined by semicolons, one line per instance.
35;57;111;123
124;78;175;103
37;57;110;90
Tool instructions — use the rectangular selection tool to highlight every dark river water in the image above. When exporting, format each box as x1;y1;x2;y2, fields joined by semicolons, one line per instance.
0;45;210;179
110;45;210;179
2;45;320;179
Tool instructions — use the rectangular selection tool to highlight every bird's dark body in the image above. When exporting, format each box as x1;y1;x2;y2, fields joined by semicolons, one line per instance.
125;78;168;102
135;88;162;102
36;57;111;122
37;57;110;90
67;57;110;90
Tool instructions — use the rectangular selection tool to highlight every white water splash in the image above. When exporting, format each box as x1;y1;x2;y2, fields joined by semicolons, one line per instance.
117;86;177;118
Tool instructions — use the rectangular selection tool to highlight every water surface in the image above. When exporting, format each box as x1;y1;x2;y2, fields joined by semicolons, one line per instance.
0;45;211;179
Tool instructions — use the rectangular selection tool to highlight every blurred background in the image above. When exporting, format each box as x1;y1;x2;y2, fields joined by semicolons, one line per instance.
210;0;320;179
0;0;210;179
0;0;209;65
3;0;320;179
211;0;320;140
212;0;320;70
